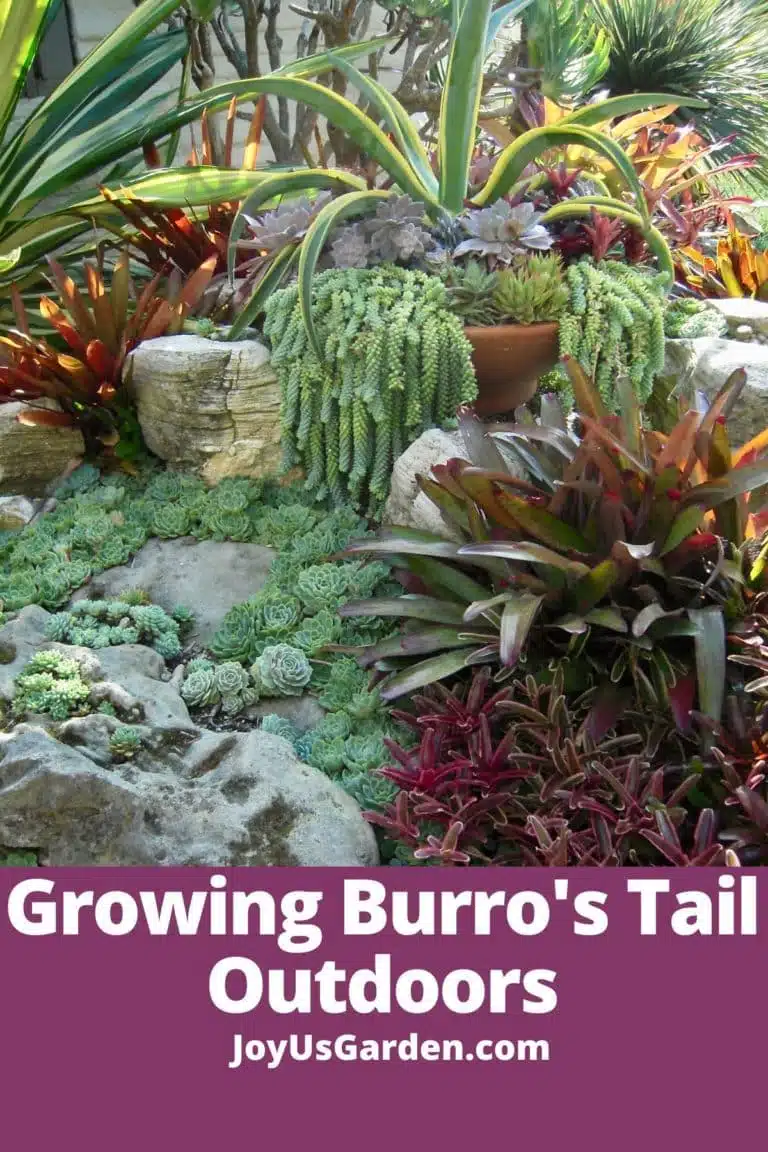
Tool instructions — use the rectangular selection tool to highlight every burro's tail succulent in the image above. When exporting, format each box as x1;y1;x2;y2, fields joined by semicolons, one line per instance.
263;266;477;515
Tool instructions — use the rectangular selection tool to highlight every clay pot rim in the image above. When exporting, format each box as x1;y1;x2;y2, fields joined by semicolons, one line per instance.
462;320;561;336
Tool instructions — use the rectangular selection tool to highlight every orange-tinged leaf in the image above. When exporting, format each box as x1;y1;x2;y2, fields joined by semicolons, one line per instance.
656;408;700;472
179;254;218;310
562;356;608;420
110;251;131;330
611;104;680;140
734;425;768;466
39;297;88;355
46;258;98;341
244;96;267;171
224;96;238;169
15;407;75;428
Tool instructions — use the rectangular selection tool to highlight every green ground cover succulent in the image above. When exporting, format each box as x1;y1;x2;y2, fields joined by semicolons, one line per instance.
12;651;91;722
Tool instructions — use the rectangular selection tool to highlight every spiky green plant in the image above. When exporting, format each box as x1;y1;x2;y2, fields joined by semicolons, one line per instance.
591;0;768;188
263;265;477;514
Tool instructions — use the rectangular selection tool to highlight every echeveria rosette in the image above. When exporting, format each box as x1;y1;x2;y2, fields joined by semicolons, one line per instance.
209;600;259;663
257;591;302;637
454;202;553;266
296;563;354;614
252;644;312;698
181;662;217;709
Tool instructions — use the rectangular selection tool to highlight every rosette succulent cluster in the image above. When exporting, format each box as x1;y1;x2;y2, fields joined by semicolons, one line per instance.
180;657;258;715
329;196;435;270
45;597;190;660
453;202;553;266
12;651;92;722
109;725;143;760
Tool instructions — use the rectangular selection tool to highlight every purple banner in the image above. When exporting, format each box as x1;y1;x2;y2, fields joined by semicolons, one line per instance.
0;868;762;1149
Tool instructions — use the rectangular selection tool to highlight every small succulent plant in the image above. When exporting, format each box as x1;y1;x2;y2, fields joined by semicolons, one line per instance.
244;193;333;254
329;196;435;270
109;725;143;759
252;644;313;697
454;201;553;265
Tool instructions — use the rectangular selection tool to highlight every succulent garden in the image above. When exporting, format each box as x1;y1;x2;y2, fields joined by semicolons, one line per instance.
3;0;768;868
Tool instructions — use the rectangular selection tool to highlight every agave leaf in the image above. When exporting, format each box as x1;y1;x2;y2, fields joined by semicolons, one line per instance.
379;649;482;701
0;0;54;145
339;595;467;625
227;243;300;338
688;607;726;726
299;190;391;359
560;93;708;129
324;54;438;197
458;540;590;575
439;0;495;213
473;126;650;223
500;594;544;666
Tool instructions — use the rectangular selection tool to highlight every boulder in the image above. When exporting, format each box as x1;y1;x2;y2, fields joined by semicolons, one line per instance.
664;338;768;446
72;537;275;646
709;298;768;337
0;402;84;496
128;334;282;483
0;609;379;867
0;723;379;866
0;495;38;531
384;428;467;540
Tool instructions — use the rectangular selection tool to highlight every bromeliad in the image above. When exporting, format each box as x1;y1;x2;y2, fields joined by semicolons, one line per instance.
339;361;768;739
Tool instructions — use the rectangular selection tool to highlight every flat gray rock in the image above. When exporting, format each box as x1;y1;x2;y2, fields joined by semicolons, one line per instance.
72;537;275;645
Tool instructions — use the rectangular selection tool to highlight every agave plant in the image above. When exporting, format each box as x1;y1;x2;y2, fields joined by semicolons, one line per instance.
339;362;768;738
222;0;692;352
0;0;390;300
0;250;216;446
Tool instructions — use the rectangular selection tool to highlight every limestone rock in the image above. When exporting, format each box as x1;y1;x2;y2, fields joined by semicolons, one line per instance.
128;334;282;483
384;428;467;540
72;537;275;646
664;338;768;446
0;402;84;496
709;298;768;336
0;495;38;530
0;606;52;702
0;723;379;866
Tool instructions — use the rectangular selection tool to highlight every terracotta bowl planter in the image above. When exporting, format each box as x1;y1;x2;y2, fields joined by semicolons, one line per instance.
464;322;560;416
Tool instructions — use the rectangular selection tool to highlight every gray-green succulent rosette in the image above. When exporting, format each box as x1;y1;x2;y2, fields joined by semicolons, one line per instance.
252;644;312;697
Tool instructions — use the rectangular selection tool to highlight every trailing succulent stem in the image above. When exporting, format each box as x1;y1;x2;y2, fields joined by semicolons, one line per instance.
263;266;477;515
558;258;667;409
